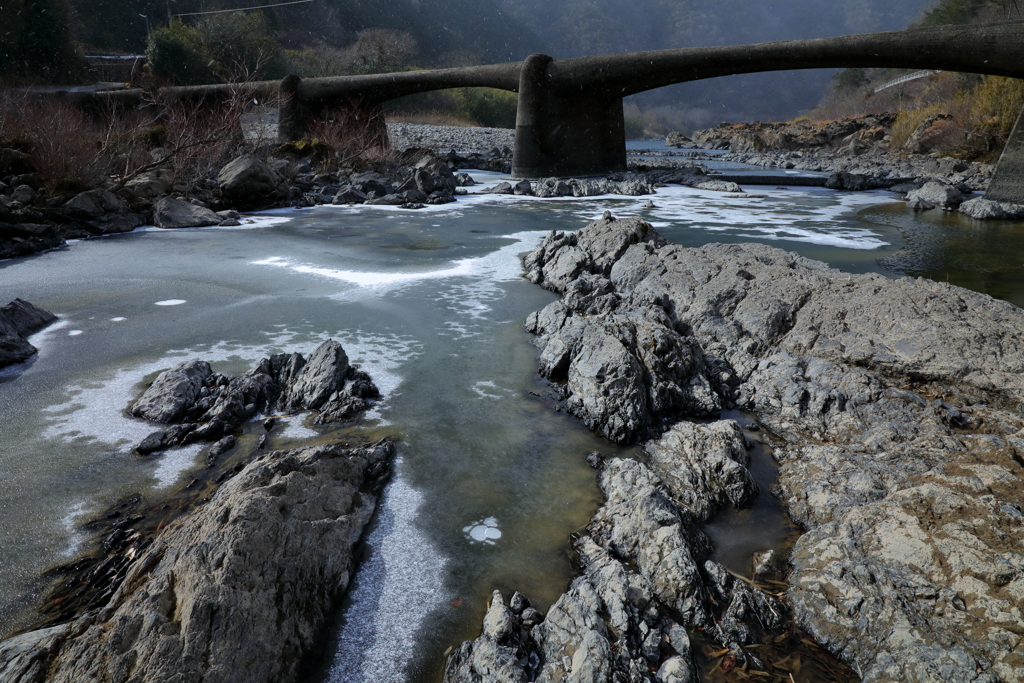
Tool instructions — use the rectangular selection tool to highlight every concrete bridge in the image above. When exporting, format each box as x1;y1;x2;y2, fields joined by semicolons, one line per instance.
275;20;1024;197
57;21;1024;198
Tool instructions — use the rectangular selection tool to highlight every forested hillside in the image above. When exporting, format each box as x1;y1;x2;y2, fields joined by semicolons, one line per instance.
496;0;936;130
68;0;542;64
6;0;1016;136
810;0;1024;161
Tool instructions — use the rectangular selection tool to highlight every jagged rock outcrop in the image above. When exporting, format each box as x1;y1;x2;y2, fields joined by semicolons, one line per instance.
445;422;779;683
523;215;719;443
0;438;395;683
692;114;896;154
0;299;57;368
517;215;1024;683
130;339;378;453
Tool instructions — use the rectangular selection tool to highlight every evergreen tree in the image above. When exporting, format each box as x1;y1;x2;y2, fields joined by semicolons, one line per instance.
1;0;87;84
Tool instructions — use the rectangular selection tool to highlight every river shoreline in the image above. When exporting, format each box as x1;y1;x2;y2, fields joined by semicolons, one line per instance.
442;214;1024;683
3;122;1024;682
6;118;1020;265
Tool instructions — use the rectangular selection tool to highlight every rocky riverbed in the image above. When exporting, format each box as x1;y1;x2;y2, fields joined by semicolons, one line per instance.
446;214;1024;683
0;339;393;682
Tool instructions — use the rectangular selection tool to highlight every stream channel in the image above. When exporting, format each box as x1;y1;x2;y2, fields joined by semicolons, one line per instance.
2;154;1024;682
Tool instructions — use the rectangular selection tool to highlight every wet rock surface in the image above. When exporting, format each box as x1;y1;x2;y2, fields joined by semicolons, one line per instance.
152;197;220;229
0;298;57;368
445;421;786;683
0;438;395;683
511;215;1024;682
130;339;379;456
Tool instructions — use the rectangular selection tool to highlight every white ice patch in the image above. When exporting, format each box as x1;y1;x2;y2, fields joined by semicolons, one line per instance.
277;415;319;440
151;444;205;488
135;214;293;232
463;516;502;545
110;317;126;322
541;184;893;250
67;330;82;336
326;462;447;683
251;231;543;306
58;501;89;558
154;299;186;306
471;380;506;399
38;328;415;467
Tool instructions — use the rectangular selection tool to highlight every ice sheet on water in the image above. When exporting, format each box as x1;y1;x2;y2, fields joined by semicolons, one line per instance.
38;327;417;480
462;516;502;545
326;462;447;683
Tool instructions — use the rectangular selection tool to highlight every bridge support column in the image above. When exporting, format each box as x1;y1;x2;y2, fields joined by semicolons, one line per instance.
512;54;627;178
278;74;389;149
985;105;1024;204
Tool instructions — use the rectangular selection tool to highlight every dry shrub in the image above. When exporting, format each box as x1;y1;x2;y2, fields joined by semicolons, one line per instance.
0;92;134;189
889;102;949;150
954;76;1024;156
307;105;395;170
386;111;479;127
0;82;284;196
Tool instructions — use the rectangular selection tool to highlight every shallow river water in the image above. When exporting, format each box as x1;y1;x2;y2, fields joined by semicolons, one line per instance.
2;165;1023;682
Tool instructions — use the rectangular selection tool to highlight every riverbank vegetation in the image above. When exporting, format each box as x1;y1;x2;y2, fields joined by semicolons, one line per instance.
802;0;1024;161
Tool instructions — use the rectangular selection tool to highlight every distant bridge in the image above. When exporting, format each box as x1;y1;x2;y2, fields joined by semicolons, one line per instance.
56;21;1024;200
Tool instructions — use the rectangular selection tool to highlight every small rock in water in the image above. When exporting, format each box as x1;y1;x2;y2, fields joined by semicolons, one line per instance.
256;434;267;450
585;451;605;469
206;435;236;464
135;431;166;455
263;418;275;430
751;549;787;582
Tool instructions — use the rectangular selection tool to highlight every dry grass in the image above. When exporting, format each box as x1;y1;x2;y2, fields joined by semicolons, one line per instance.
0;83;287;195
385;111;481;127
889;102;949;150
808;70;1024;160
306;104;396;171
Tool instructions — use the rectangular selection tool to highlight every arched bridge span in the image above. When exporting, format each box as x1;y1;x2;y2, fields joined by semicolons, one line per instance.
278;21;1024;182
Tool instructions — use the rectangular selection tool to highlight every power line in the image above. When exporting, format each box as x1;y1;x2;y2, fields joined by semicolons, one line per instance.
174;0;313;18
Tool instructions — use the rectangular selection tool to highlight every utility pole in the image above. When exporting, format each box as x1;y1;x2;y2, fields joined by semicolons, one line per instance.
166;0;172;26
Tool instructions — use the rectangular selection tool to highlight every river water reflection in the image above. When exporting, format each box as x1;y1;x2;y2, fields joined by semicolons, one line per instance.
1;167;1022;682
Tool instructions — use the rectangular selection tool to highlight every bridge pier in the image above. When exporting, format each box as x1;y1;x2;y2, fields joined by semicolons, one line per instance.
512;54;627;179
278;75;389;149
984;105;1024;204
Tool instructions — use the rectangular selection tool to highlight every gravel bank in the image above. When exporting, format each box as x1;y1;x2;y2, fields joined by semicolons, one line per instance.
386;122;514;154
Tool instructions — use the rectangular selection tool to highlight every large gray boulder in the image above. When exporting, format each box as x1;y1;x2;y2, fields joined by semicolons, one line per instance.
906;180;963;209
279;339;349;411
217;155;284;201
695;179;743;193
62;189;145;234
153;197;220;229
959;196;1024;220
521;216;1024;682
0;298;57;339
0;298;57;369
131;360;212;423
124;172;172;200
0;438;394;683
